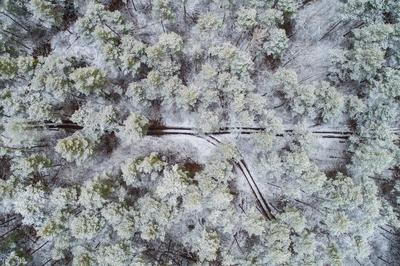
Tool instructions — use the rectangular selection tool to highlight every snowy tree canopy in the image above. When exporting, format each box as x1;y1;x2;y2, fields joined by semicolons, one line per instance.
0;0;399;265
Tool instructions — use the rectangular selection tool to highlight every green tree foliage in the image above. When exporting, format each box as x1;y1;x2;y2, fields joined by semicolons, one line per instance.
55;135;93;164
29;0;63;28
71;103;118;141
70;67;106;95
273;69;345;122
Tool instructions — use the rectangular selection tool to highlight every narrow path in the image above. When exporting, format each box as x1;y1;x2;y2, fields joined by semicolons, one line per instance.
149;126;354;139
46;122;400;139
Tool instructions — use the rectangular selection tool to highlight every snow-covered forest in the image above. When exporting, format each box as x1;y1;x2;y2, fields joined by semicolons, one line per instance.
0;0;399;265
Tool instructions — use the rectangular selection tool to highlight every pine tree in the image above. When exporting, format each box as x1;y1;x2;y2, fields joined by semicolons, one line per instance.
55;135;93;165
